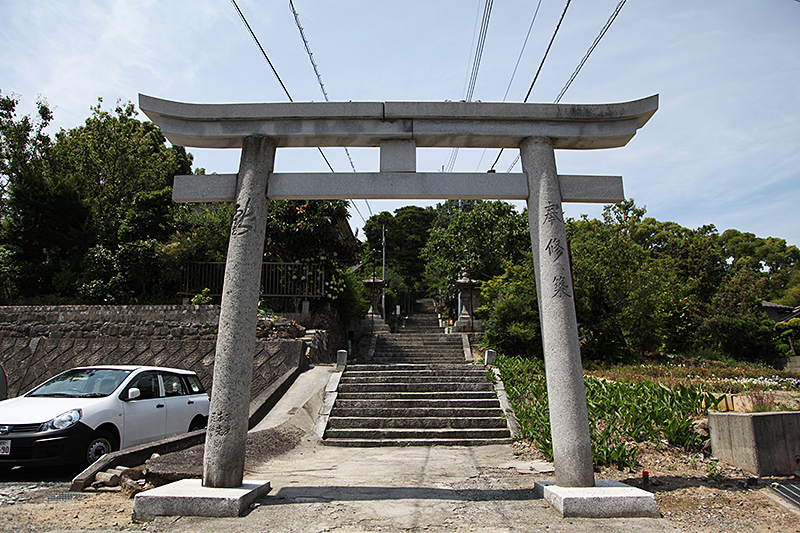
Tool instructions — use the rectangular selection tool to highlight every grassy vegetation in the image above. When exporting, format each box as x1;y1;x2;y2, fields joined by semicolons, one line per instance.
496;355;721;470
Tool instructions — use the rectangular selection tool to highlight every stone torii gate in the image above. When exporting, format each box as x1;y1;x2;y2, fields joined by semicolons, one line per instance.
139;94;658;492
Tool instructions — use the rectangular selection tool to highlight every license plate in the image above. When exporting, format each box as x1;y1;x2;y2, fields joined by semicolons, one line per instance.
0;440;9;455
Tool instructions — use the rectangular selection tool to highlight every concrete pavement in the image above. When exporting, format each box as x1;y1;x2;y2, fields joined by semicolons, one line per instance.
141;442;678;532
130;364;679;532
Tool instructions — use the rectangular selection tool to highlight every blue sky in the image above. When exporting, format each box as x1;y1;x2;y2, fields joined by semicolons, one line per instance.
2;1;799;245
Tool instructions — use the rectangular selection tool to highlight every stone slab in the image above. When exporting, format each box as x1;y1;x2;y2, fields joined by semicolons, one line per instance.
534;480;660;518
139;94;658;150
380;139;416;172
132;479;271;521
172;172;625;203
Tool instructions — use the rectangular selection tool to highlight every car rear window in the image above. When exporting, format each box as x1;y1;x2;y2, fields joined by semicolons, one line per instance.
184;375;205;395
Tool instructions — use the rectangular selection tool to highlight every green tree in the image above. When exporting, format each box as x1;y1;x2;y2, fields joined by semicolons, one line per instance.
0;91;90;299
776;317;800;357
362;205;435;291
695;266;779;361
476;253;542;358
567;201;680;360
720;229;800;300
422;200;528;313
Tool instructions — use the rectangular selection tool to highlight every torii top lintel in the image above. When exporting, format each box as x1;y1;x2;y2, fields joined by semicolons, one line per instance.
138;94;658;150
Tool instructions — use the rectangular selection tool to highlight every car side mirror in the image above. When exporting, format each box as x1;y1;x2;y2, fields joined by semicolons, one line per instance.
126;388;141;401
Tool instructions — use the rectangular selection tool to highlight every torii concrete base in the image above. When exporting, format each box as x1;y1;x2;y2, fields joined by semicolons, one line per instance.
534;480;660;518
132;479;271;521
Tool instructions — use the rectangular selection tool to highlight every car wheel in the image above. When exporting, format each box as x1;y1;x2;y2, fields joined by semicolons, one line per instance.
85;430;118;465
189;416;206;432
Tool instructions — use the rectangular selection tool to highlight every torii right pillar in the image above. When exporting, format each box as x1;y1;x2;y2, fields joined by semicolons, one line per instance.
521;136;594;487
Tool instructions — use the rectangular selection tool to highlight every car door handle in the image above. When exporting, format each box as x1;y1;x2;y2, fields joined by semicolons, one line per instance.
187;400;194;405
156;403;165;408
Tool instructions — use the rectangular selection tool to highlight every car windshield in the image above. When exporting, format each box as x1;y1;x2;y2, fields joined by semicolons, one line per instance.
26;368;133;398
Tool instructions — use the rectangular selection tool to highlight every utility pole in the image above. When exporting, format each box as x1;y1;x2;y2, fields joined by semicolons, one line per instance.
381;224;386;320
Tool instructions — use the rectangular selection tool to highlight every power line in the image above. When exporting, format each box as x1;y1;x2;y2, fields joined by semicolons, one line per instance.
522;0;572;103
288;0;359;173
502;0;544;102
554;0;627;103
486;0;543;171
506;0;626;172
465;0;494;102
230;0;367;223
287;0;369;221
492;0;570;171
446;0;494;173
230;0;293;101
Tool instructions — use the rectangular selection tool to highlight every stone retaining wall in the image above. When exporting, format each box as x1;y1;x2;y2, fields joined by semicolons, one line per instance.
0;305;329;401
0;305;223;340
0;336;306;401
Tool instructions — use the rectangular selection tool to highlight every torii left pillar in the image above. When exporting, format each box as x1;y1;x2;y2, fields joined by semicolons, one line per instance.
203;135;274;488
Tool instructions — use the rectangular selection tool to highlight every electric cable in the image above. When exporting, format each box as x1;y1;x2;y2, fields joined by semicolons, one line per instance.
554;0;627;103
522;0;572;103
505;0;626;172
484;0;543;171
230;0;293;101
230;0;367;223
287;0;369;221
445;0;493;173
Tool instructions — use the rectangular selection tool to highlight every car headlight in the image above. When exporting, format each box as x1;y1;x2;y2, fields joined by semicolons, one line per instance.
39;409;82;432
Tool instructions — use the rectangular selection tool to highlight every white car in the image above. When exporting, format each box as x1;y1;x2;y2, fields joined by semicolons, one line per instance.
0;366;210;468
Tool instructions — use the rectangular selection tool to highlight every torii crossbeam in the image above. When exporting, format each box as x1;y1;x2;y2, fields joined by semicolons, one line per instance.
140;94;658;491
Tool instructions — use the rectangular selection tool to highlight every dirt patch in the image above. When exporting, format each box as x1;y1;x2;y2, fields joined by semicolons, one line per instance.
145;425;305;485
569;441;800;533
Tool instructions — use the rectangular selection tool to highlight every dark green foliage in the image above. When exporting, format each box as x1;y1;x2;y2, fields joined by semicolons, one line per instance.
422;200;528;315
362;205;436;296
478;199;790;363
476;254;542;359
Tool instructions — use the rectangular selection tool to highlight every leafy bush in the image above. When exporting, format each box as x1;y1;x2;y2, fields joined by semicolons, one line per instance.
476;255;542;359
496;355;719;470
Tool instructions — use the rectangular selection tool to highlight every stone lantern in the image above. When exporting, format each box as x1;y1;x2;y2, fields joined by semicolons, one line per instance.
452;272;483;332
358;273;390;333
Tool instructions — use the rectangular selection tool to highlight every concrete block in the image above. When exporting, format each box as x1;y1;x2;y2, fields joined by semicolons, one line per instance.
485;349;497;366
132;479;271;521
534;480;660;518
709;411;800;476
380;139;416;172
336;349;347;368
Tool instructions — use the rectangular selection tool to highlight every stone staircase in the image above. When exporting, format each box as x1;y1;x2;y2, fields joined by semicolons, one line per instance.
321;299;514;446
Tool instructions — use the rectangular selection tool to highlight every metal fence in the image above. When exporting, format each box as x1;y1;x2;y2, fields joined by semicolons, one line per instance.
180;262;325;298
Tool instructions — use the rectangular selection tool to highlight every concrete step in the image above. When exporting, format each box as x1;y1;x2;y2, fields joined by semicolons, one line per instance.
337;390;497;400
347;364;476;372
322;437;514;447
328;407;505;418
332;397;502;409
344;367;487;375
338;382;494;393
324;427;512;441
327;417;509;429
341;372;488;381
339;375;489;384
371;354;464;365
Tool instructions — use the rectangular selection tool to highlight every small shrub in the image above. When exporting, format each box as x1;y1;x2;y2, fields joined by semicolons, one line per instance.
191;287;212;305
